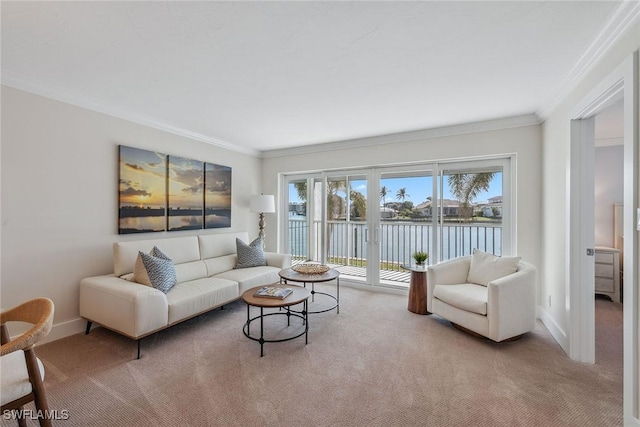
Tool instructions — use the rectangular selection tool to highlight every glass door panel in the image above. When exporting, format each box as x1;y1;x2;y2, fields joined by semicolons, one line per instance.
323;174;369;283
287;179;308;263
326;176;348;266
438;167;504;261
378;171;433;287
348;177;367;270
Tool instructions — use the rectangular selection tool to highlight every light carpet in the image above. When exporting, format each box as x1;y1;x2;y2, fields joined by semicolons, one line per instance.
2;285;623;426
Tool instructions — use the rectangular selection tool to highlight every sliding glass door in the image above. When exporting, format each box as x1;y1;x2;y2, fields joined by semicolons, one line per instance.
282;156;512;289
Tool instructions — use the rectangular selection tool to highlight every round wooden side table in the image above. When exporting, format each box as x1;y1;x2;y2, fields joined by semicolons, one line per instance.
242;285;311;357
402;265;431;315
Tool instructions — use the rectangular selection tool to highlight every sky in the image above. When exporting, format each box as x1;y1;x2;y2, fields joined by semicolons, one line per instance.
289;172;503;206
119;145;232;210
119;145;166;208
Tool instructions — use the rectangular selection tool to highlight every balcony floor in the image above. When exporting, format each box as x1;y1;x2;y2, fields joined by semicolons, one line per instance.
330;264;411;285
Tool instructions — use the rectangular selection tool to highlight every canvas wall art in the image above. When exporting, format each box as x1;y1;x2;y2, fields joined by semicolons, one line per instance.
205;162;232;228
167;155;204;231
118;145;232;234
118;146;167;234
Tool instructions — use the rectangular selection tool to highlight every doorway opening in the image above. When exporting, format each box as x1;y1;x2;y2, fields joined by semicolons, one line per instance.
593;98;624;372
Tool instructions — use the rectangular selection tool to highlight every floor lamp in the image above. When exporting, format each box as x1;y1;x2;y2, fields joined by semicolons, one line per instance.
250;195;275;245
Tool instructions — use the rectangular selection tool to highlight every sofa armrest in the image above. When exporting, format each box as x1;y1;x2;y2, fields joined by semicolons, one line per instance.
487;262;537;341
264;252;291;269
80;275;168;339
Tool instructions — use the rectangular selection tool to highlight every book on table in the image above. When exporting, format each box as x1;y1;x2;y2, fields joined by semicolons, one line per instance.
254;286;293;299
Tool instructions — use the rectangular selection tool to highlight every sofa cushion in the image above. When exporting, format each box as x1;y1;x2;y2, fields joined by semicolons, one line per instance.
136;251;177;293
214;266;280;293
199;232;248;259
114;236;200;277
173;260;208;284
433;283;488;315
235;237;266;268
467;249;520;286
166;277;238;324
203;254;237;277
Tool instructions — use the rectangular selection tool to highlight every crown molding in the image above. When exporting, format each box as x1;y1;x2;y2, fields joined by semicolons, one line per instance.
1;72;260;158
260;114;542;159
537;1;640;119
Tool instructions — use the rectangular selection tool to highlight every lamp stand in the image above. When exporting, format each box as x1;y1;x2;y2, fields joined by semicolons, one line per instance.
258;212;266;244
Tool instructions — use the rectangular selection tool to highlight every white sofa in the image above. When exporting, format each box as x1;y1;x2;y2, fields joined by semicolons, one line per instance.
426;255;536;342
80;232;290;356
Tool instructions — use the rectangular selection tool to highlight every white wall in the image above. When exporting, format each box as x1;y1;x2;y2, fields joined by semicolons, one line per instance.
594;145;624;247
540;23;639;346
0;86;262;340
261;123;542;289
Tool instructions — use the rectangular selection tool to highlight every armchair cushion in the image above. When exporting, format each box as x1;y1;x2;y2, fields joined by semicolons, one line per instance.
467;249;520;286
433;284;488;315
0;350;44;406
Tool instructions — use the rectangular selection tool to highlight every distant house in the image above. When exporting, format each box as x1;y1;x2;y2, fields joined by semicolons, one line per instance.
477;195;503;218
379;206;397;219
289;202;306;215
415;199;460;217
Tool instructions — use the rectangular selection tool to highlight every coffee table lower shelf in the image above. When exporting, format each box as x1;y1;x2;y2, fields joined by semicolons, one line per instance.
242;285;311;357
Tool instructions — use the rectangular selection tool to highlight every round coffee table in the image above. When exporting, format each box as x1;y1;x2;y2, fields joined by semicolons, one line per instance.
279;267;340;314
242;285;311;357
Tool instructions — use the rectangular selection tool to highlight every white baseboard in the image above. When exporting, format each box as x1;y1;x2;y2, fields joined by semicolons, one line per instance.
40;317;87;345
537;306;568;353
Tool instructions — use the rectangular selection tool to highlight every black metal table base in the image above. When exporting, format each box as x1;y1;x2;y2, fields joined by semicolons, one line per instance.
243;301;308;357
280;278;340;314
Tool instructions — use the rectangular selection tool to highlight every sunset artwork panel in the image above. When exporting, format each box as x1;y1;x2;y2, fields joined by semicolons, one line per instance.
118;145;167;234
168;155;204;231
205;162;232;229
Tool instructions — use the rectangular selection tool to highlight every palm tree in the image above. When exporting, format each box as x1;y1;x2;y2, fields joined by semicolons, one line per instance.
293;181;307;202
396;187;408;202
380;186;388;207
350;190;367;219
448;172;494;221
326;180;346;220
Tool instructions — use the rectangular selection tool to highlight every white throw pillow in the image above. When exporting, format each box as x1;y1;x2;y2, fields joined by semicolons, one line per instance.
467;249;521;286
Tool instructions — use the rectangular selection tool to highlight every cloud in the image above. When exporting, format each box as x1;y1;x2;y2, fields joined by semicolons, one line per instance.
125;163;145;171
205;169;231;193
121;186;151;197
182;185;203;194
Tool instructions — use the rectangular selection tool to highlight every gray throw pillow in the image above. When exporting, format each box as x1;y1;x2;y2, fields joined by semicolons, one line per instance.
138;250;177;293
235;237;266;269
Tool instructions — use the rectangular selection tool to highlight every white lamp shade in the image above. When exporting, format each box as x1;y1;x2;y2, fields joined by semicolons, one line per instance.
250;195;275;213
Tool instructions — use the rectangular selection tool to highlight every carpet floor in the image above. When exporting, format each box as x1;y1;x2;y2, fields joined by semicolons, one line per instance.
3;285;623;427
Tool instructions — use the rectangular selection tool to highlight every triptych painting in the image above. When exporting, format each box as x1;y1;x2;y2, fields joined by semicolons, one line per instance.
118;145;231;234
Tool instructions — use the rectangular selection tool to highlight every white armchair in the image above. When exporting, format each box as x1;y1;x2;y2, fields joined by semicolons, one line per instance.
426;253;536;342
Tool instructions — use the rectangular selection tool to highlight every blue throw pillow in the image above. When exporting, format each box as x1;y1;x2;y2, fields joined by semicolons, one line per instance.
235;237;266;269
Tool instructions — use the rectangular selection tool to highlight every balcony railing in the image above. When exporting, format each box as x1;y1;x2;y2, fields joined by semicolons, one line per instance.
288;218;502;283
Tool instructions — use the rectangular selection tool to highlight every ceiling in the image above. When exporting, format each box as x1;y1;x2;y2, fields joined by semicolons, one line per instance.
1;1;630;155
